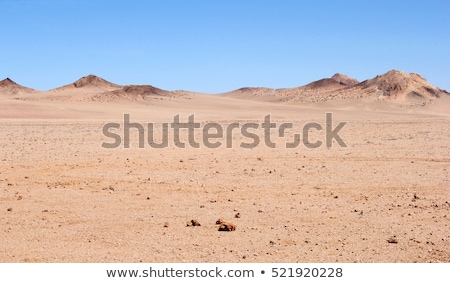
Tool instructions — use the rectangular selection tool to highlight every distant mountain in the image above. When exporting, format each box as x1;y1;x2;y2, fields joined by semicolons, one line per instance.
222;87;278;101
89;84;177;102
224;70;449;105
357;70;445;100
4;71;448;106
119;85;171;96
51;74;121;92
223;73;359;101
0;78;37;95
331;73;359;86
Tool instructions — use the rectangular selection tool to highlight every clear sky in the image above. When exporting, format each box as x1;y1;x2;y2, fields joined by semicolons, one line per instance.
1;0;449;93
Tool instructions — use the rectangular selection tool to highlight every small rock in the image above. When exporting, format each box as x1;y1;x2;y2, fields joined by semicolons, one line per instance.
7;208;12;212
163;222;169;228
218;222;236;231
216;218;225;225
187;219;201;227
234;212;241;218
387;237;398;244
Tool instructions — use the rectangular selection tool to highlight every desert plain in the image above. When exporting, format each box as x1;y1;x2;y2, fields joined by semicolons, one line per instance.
0;71;449;262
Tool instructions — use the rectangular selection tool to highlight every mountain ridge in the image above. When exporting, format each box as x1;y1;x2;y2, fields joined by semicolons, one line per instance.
3;70;449;105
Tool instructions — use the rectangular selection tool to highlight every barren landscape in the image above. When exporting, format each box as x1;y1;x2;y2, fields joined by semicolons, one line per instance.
0;70;449;262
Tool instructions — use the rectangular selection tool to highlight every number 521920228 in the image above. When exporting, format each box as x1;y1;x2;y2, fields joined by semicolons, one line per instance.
271;267;343;278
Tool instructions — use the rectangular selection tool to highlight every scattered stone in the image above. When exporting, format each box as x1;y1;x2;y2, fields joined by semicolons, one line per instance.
163;222;169;228
42;209;49;213
234;212;241;218
200;205;205;208
218;222;236;231
216;218;225;225
17;196;23;200
187;219;201;227
7;208;12;212
387;237;398;244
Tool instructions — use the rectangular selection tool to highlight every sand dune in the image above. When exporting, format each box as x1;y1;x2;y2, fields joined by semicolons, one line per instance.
221;87;279;101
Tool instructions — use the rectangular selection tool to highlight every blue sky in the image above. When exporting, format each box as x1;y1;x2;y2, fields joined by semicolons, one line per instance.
1;0;449;93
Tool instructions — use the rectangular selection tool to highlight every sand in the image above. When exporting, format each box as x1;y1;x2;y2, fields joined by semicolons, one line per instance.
0;72;449;263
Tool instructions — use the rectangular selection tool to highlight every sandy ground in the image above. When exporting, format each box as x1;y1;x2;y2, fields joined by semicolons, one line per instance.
0;94;449;263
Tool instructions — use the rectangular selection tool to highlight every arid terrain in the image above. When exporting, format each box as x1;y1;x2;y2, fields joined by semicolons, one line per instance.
0;70;449;262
